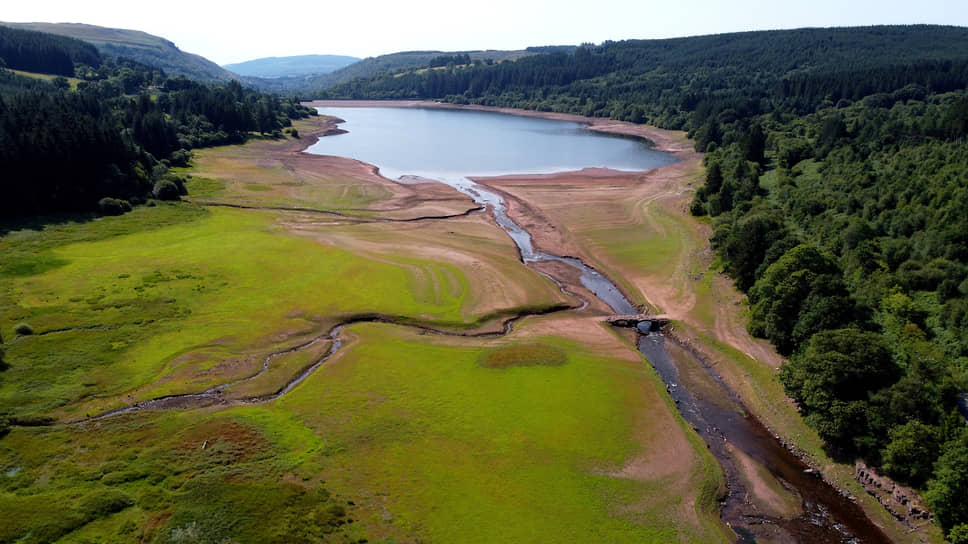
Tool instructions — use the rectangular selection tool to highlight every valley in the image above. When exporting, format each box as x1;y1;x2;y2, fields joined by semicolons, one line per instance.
3;18;968;543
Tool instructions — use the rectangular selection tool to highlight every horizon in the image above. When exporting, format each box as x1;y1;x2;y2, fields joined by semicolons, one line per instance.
2;0;967;65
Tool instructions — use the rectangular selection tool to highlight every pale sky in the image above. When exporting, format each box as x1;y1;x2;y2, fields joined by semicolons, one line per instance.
4;0;967;65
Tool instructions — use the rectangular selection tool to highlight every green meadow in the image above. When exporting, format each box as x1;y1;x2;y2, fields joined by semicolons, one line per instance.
276;321;726;543
0;128;727;542
0;201;564;420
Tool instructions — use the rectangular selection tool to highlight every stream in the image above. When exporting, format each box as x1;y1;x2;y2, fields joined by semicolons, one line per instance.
449;174;891;543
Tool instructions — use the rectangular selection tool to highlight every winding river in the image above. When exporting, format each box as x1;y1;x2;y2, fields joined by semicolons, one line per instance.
308;106;892;543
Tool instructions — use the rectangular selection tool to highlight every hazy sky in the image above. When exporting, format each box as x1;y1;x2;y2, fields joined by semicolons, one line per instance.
4;0;967;65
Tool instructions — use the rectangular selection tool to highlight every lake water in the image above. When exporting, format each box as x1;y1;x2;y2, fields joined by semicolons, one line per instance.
307;106;678;179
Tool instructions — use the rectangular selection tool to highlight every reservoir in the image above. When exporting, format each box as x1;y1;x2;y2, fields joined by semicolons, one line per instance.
307;106;678;179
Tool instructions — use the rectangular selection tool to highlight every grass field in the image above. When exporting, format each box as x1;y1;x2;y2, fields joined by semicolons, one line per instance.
0;121;729;542
485;147;939;543
0;202;567;421
276;321;726;543
9;69;83;89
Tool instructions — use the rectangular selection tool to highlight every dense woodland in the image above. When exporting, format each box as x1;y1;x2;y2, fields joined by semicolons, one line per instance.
0;26;100;77
327;25;968;541
697;87;968;540
0;25;313;219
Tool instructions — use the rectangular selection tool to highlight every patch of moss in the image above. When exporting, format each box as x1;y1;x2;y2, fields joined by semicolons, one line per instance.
478;342;567;368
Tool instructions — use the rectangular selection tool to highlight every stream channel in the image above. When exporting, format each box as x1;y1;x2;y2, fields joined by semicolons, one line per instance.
308;106;893;543
87;107;893;543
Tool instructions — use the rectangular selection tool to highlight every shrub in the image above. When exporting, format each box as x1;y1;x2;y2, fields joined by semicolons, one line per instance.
13;322;33;336
79;489;135;518
97;197;131;216
169;149;192;167
153;179;181;201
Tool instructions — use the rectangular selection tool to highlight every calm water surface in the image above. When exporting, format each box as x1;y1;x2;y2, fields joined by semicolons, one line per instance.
308;107;677;179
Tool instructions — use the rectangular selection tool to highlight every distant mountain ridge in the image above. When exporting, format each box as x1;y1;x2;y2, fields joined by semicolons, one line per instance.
1;22;236;82
223;54;360;78
312;49;536;89
242;48;540;94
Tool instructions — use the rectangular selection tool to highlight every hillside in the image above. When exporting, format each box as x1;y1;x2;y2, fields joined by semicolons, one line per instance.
0;25;313;219
247;48;534;94
320;25;968;126
1;22;236;82
222;54;360;78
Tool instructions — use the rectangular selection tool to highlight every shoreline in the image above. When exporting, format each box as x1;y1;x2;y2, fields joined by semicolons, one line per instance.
299;102;930;542
303;99;695;159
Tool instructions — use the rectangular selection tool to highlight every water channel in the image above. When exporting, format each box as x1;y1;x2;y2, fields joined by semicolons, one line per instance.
309;106;892;543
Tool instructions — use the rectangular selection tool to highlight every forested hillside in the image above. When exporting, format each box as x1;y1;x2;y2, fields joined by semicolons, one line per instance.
0;25;100;76
2;22;237;82
0;27;313;219
223;54;360;78
321;25;968;129
289;48;538;94
694;86;968;541
320;24;968;541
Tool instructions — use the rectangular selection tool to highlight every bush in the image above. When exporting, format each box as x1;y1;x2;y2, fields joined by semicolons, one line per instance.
79;489;134;518
169;149;192;167
949;524;968;544
97;197;131;216
0;415;9;438
153;179;181;201
13;322;33;336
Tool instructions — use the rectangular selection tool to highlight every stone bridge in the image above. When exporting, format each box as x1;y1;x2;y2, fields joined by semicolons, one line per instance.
605;314;671;332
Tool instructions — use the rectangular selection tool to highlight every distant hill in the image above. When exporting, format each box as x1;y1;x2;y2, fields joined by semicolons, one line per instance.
321;25;968;122
2;22;236;82
311;49;536;90
223;54;360;78
242;48;539;94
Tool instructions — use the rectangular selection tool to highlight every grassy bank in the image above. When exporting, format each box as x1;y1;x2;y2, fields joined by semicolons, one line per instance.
0;121;728;542
485;139;940;542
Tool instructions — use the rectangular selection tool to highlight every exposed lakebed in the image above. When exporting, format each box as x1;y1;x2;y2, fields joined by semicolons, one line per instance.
309;106;891;543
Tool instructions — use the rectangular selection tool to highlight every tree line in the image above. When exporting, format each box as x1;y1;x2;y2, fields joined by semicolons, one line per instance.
694;86;968;543
0;26;313;219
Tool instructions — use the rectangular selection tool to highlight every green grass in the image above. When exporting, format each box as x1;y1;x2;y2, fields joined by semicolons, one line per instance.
0;204;562;419
584;199;700;312
9;69;83;89
0;408;362;543
182;132;396;213
276;322;727;543
0;321;728;543
478;341;567;368
0;126;733;543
